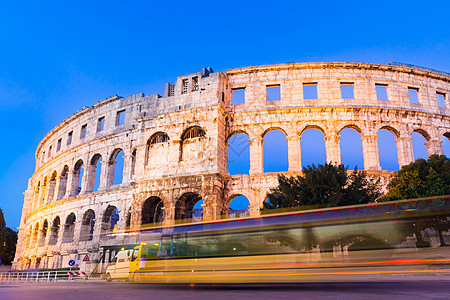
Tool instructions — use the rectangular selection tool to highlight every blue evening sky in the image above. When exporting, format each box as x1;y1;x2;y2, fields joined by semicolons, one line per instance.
1;0;449;228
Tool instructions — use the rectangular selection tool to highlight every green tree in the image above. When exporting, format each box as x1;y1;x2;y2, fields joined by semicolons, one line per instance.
381;155;450;201
264;163;382;209
380;155;450;247
0;208;18;265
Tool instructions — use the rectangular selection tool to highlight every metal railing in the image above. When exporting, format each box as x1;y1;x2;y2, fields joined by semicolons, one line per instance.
0;270;89;283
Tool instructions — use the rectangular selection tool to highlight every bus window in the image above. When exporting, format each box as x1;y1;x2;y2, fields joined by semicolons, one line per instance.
131;249;139;262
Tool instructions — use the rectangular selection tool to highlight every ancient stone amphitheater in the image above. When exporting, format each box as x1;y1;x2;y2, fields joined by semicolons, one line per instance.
13;62;450;271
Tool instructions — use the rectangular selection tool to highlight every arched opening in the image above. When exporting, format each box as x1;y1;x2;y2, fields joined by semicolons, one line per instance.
263;129;288;172
101;205;119;238
130;149;137;176
125;208;132;227
141;197;164;225
192;200;204;222
377;129;399;171
175;192;202;221
73;160;84;195
62;213;76;243
88;154;102;192
109;149;124;186
39;220;48;247
443;133;450;158
56;166;69;200
340;127;364;170
228;132;250;175
49;216;60;245
412;131;428;160
180;126;206;161
146;132;170;168
47;172;57;203
80;209;96;241
301;128;326;168
228;195;250;219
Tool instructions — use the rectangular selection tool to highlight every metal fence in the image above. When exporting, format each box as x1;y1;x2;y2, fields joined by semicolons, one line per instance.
0;270;89;283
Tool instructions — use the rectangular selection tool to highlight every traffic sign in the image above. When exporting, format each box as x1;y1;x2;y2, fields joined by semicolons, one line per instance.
82;254;90;262
68;260;75;266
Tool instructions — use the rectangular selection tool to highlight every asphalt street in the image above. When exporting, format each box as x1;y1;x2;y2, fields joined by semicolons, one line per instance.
1;276;450;300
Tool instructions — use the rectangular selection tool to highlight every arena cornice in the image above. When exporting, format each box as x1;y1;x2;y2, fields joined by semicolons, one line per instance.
226;62;450;82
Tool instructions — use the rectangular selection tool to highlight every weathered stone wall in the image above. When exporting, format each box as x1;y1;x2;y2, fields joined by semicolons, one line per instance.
13;63;450;271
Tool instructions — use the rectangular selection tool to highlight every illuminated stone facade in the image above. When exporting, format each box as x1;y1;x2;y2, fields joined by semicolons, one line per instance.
13;62;450;271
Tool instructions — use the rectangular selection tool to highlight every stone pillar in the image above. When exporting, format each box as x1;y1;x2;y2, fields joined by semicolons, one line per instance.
105;161;117;187
46;179;57;203
361;135;381;170
37;185;44;207
98;160;109;190
249;137;264;174
83;164;95;193
56;174;67;200
324;134;341;165
64;171;75;198
121;153;131;185
425;139;444;157
79;165;89;194
249;204;260;217
163;204;176;225
395;137;414;167
287;135;302;172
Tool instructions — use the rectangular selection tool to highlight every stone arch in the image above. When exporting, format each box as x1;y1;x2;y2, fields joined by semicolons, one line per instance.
141;196;164;225
73;159;84;196
379;126;400;139
377;128;399;171
299;124;327;136
227;194;250;219
412;128;431;141
412;129;429;160
146;132;170;167
56;165;69;200
339;126;364;170
175;192;202;221
80;209;96;241
226;129;250;143
442;132;450;157
262;126;288;138
49;216;60;245
338;124;363;134
62;213;76;243
181;126;206;140
300;127;327;168
180;126;206;162
87;153;102;192
39;219;49;247
228;131;250;175
101;205;119;238
263;129;288;172
108;148;124;186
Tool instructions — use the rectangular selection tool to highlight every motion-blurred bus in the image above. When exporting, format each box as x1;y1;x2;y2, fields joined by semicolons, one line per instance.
106;196;450;283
